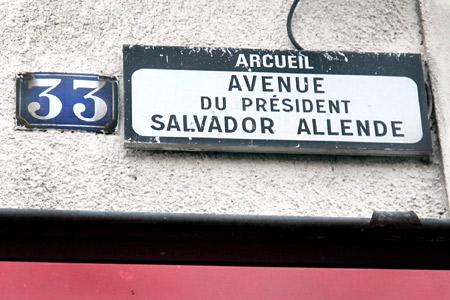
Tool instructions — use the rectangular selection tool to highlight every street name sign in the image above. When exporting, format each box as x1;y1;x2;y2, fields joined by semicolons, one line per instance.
123;45;431;156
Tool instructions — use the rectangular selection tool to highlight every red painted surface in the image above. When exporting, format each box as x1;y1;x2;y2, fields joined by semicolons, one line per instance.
0;262;449;299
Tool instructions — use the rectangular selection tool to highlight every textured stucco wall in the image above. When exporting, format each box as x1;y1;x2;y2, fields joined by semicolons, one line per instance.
0;0;447;218
420;0;450;217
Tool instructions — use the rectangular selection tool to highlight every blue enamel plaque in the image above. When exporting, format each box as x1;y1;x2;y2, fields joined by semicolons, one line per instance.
16;73;118;133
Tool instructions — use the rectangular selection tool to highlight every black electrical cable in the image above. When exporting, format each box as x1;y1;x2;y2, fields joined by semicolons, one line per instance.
287;0;304;50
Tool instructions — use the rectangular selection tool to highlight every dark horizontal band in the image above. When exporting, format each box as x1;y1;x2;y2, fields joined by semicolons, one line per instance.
0;209;449;269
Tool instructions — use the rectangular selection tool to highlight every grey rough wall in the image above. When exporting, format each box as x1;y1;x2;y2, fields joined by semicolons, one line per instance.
420;0;450;217
0;0;446;217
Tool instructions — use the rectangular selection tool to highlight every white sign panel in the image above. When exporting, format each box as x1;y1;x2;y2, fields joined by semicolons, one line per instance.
132;70;421;144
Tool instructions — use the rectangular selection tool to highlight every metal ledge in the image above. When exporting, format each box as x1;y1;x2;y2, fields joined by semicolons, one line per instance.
0;209;449;269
